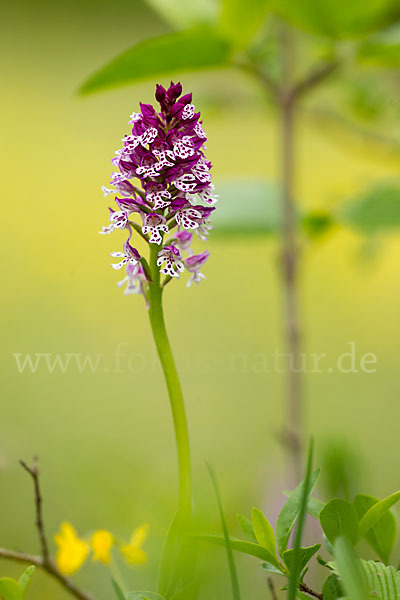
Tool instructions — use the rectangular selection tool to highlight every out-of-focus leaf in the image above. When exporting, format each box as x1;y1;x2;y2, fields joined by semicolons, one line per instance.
260;561;286;575
251;508;277;558
283;492;325;518
354;494;397;563
358;490;400;539
275;469;320;558
0;579;21;600
18;567;35;598
198;533;284;570
219;0;270;47
237;514;257;543
170;580;200;600
80;27;232;95
270;0;400;38
213;180;282;235
320;499;359;545
207;464;241;600
112;579;126;600
143;0;218;28
339;183;400;233
283;544;320;573
126;593;166;600
302;211;335;238
334;538;368;600
322;573;343;600
358;23;400;66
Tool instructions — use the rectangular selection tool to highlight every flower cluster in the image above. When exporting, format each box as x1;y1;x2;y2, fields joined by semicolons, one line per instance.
54;521;148;575
100;82;217;300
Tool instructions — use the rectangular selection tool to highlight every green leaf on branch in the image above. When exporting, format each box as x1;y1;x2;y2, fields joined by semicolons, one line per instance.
270;0;400;38
358;490;400;539
360;560;400;598
339;183;400;233
80;27;232;95
198;533;284;571
319;499;359;545
237;514;257;543
275;468;320;558
354;494;397;563
251;508;277;558
322;573;343;600
283;543;321;573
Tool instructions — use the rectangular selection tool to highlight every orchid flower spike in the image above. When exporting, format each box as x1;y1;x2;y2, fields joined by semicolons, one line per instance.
100;82;217;300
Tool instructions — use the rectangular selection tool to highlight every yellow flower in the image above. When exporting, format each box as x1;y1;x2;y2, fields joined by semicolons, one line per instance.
54;522;90;575
119;524;148;566
91;530;114;564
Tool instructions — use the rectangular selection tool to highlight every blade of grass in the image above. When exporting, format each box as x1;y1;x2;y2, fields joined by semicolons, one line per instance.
207;463;241;600
287;439;314;600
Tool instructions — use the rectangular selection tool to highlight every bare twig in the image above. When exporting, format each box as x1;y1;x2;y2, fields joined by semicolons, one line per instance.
299;581;323;600
0;459;99;600
19;458;49;565
267;576;279;600
235;57;280;101
293;61;340;101
0;548;96;600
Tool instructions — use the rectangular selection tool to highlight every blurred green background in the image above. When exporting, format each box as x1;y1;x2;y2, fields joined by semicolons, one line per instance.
1;0;400;598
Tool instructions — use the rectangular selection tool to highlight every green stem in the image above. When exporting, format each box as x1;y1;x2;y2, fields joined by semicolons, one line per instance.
147;243;192;517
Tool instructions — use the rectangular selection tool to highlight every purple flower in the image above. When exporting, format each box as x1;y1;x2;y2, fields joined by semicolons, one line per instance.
185;251;210;286
101;81;217;297
157;245;184;278
118;263;148;305
110;239;141;270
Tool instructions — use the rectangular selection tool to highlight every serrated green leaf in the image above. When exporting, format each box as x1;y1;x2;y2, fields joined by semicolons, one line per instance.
334;537;368;600
0;579;22;600
354;494;397;563
198;533;284;571
18;567;35;599
322;573;343;600
251;508;277;558
361;559;400;598
170;580;200;600
237;514;257;543
275;469;320;558
270;0;400;38
80;27;232;95
283;544;321;573
358;490;400;539
320;499;359;545
340;183;400;233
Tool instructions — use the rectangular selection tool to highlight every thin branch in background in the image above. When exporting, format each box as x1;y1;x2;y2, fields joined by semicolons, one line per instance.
267;576;278;600
293;61;340;101
0;459;98;600
19;458;50;565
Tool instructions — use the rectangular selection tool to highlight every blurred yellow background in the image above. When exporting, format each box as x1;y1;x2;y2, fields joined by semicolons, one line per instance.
1;0;400;598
